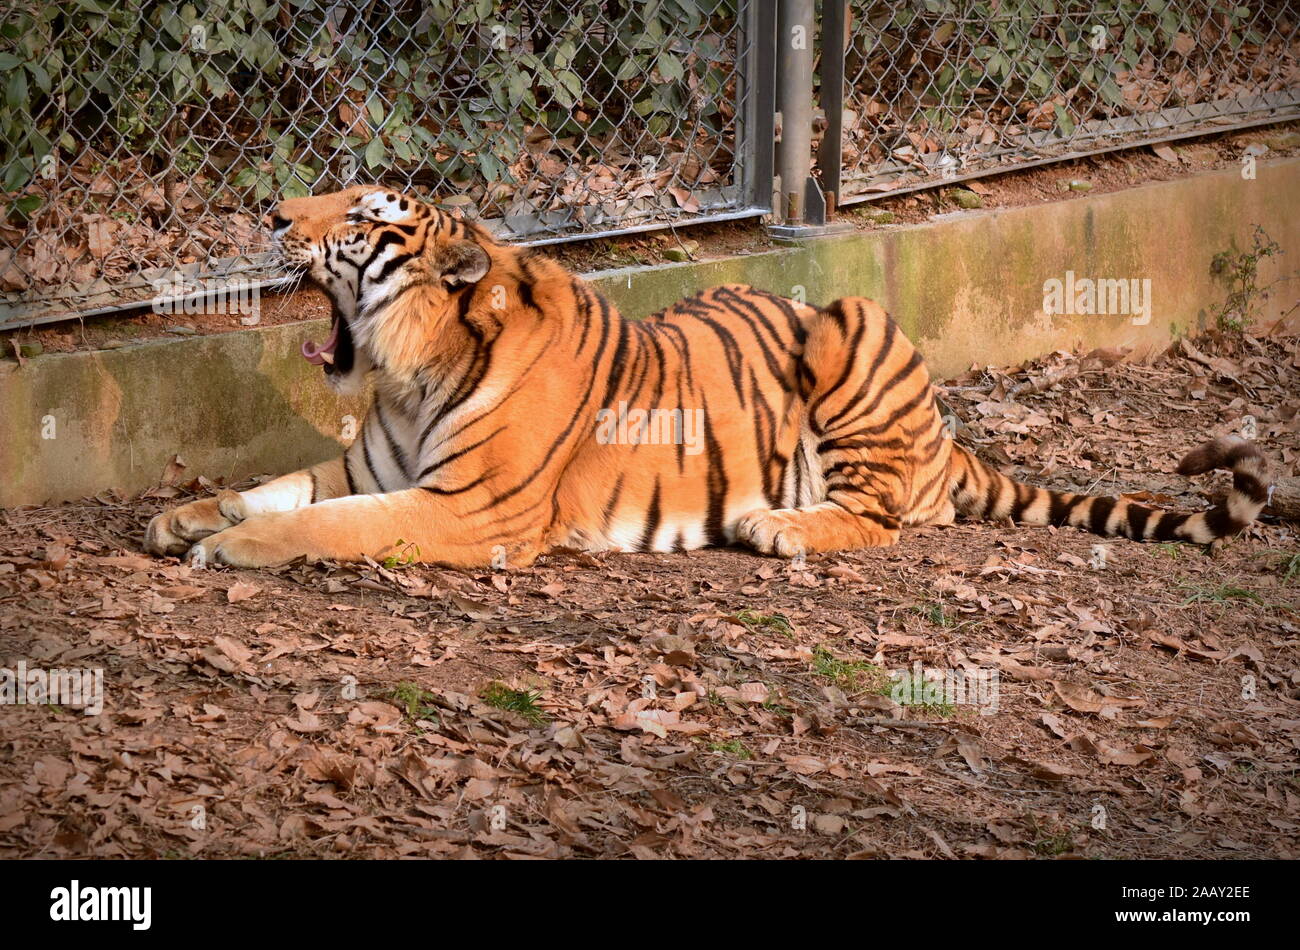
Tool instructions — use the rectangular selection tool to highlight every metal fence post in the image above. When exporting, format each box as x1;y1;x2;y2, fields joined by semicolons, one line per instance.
770;0;850;241
816;0;849;214
740;0;777;221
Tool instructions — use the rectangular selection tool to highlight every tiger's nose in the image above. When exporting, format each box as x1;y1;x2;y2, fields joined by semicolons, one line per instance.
265;211;290;232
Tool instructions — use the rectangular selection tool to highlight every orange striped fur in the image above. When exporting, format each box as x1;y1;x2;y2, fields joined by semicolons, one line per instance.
144;186;1270;568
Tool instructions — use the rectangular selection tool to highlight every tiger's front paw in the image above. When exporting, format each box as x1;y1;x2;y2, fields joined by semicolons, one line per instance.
188;516;303;569
145;490;248;556
735;508;809;559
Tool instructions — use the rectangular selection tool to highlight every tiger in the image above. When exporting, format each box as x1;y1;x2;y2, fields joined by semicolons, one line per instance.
143;185;1270;569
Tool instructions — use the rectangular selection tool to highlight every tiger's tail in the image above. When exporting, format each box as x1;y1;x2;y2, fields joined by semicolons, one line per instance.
948;436;1269;543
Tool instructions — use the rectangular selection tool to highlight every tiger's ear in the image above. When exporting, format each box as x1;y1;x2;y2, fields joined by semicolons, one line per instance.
438;240;490;289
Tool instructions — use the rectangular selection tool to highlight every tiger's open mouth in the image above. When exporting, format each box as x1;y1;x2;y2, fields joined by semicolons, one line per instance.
301;304;355;376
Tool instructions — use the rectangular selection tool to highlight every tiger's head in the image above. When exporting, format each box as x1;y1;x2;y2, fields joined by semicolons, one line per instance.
270;185;494;394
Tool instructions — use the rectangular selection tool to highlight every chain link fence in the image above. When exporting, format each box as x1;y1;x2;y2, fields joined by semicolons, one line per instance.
819;0;1300;207
0;0;771;328
3;1;1299;329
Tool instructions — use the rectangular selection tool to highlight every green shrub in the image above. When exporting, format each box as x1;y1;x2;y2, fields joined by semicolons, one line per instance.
1;0;739;211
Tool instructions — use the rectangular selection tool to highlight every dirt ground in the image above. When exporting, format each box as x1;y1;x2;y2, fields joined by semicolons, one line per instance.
1;321;1298;860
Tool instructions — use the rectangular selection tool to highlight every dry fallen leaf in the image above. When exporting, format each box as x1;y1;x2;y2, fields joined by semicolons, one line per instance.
286;710;327;733
782;754;827;775
226;581;262;603
212;635;253;667
1151;143;1180;163
1052;681;1144;716
1096;741;1155;767
159;584;206;601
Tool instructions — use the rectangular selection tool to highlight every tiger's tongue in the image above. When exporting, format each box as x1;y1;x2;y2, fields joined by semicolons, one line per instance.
301;319;340;365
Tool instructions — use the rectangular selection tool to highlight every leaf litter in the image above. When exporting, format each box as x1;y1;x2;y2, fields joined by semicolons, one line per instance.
0;326;1298;859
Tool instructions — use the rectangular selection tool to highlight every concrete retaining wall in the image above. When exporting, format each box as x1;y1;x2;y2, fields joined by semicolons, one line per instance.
3;159;1297;507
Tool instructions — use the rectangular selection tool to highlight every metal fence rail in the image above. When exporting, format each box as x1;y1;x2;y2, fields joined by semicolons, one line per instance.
0;0;771;328
818;0;1300;208
2;1;1298;329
